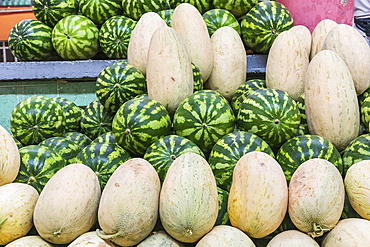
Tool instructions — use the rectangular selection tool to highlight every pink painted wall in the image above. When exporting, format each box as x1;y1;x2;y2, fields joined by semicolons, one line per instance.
276;0;355;33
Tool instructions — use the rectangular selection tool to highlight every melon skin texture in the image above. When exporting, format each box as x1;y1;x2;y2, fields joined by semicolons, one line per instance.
97;158;161;246
266;30;309;101
304;50;360;151
171;3;213;82
310;19;337;60
137;231;185;247
68;231;118;247
288;158;344;237
146;26;193;117
0;183;39;245
289;25;311;58
0;125;20;186
344;160;370;220
228;151;288;239
205;26;247;102
33;164;101;244
266;230;319;247
322;24;370;95
195;225;255;247
160;152;218;243
127;12;167;77
321;218;370;246
4;236;54;247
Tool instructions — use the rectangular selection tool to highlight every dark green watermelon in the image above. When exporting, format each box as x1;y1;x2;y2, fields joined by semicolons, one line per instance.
358;85;370;107
361;95;370;132
236;88;300;149
209;130;275;191
341;193;361;220
112;97;172;157
212;0;258;17
342;133;370;176
80;100;115;140
53;96;82;132
143;135;205;183
202;9;241;37
169;0;211;14
121;0;168;20
173;90;235;156
297;93;306;125
79;0;123;26
96;60;147;114
157;9;174;27
10;95;66;146
38;136;82;164
99;16;137;59
14;145;66;193
276;134;343;184
295;123;309;137
215;187;230;226
12;136;23;149
91;132;116;145
192;62;204;92
63;131;92;149
74;142;131;189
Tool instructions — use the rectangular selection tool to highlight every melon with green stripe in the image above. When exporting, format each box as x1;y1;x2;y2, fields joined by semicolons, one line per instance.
38;136;82;164
342;133;370;176
98;16;137;59
215;187;230;226
240;1;294;53
63;131;92;149
14;145;66;193
276;134;343;184
208;130;275;191
212;0;258;18
112;97;172;157
236;88;300;149
31;0;78;27
8;19;55;61
53;96;82;132
121;0;168;20
79;0;123;25
168;0;211;14
173;90;235;156
96;60;147;114
143;135;205;183
91;132;116;145
10;95;66;146
157;9;174;27
231;79;266;116
192;62;204;92
202;9;241;37
80;100;115;140
52;15;99;60
74;142;131;189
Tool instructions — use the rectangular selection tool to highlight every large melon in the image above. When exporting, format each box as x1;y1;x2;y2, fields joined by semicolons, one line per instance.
289;25;311;57
137;231;184;247
68;231;118;247
310;19;337;60
196;225;255;246
0;125;20;186
4;236;54;246
266;230;319;247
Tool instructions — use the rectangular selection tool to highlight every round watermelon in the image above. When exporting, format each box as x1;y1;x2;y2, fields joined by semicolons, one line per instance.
63;131;92;149
212;0;258;17
79;0;123;25
169;0;211;14
342;133;370;176
121;0;168;20
52;96;82;132
202;9;241;37
91;131;116;145
38;136;82;164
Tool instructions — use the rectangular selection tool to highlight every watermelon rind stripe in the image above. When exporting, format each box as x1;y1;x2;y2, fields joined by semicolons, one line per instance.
79;0;123;25
121;0;168;20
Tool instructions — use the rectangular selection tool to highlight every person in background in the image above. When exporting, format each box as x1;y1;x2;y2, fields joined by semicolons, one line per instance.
354;0;370;46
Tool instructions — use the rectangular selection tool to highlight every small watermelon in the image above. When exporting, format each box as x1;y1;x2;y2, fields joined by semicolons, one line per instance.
63;131;92;149
38;136;82;164
202;9;241;37
91;132;116;145
52;96;82;132
342;133;370;176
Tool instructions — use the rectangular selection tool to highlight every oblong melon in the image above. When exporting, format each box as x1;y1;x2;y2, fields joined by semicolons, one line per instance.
5;236;54;247
310;19;337;60
0;125;20;186
160;152;218;243
137;231;184;247
266;230;319;247
289;25;311;57
228;151;288;239
68;231;118;247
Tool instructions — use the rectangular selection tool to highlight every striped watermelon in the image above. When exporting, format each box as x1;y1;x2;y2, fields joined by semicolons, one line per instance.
295;123;309;136
10;95;66;146
215;187;230;226
212;0;258;17
63;131;92;149
208;130;275;191
80;100;115;140
342;133;370;176
173;90;235;156
358;86;370;107
52;15;99;60
360;95;370;132
121;0;168;20
341;193;361;220
169;0;211;14
8;19;54;61
31;0;78;27
14;145;66;193
202;9;241;37
192;62;204;92
79;0;123;25
112;97;172;157
52;96;82;132
297;93;306;125
99;16;136;59
240;1;294;53
12;136;23;149
91;132;116;145
236;88;300;149
157;9;174;27
276;134;343;184
143;135;205;183
74;142;131;189
38;136;82;164
96;60;147;114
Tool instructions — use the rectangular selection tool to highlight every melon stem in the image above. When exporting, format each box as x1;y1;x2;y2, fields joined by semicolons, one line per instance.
308;223;331;238
53;226;63;237
0;218;7;228
96;229;121;239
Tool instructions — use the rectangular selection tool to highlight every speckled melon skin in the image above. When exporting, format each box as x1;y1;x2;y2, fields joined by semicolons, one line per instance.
0;125;20;186
266;230;319;247
68;231;118;247
310;19;337;60
137;231;185;247
289;25;311;57
5;236;54;247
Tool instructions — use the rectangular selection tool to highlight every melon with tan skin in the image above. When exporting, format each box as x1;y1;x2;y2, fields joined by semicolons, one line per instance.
266;230;319;247
310;19;337;60
68;231;118;247
137;231;185;247
0;125;20;186
289;25;311;57
5;236;54;247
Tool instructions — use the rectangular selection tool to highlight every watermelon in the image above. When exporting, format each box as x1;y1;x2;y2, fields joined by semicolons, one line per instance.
38;136;82;164
12;136;23;149
231;79;266;116
31;0;78;27
52;15;99;60
74;142;131;189
121;0;168;20
240;1;294;53
95;60;147;114
236;88;300;149
208;130;275;191
341;193;361;220
169;0;211;14
202;9;241;37
91;132;116;145
297;93;306;125
52;96;82;132
215;187;230;226
192;62;204;92
10;95;66;146
360;95;370;132
80;100;115;140
143;134;205;183
63;131;92;149
157;9;174;27
14;145;66;193
276;134;343;184
79;0;123;25
8;19;55;61
358;86;370;107
342;133;370;176
173;90;235;156
112;97;172;157
212;0;258;17
98;16;137;59
295;124;309;137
